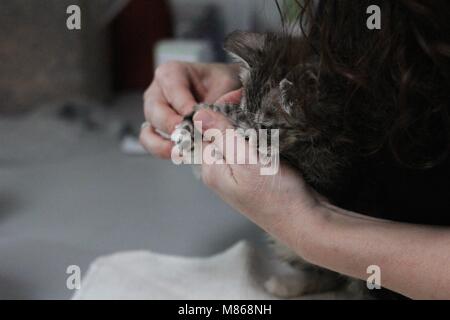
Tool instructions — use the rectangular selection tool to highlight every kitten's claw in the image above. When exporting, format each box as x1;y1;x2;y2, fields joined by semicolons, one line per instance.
171;121;194;151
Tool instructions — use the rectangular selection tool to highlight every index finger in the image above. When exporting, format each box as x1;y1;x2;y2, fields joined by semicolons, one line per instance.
144;83;183;135
157;71;198;116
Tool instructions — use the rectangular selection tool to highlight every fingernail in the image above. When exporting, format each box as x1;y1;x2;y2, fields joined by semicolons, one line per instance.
193;110;214;130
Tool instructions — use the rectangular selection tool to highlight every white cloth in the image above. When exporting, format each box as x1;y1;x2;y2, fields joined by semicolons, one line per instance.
73;241;352;300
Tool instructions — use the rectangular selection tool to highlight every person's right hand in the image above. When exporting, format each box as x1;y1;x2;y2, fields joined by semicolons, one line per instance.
140;61;241;159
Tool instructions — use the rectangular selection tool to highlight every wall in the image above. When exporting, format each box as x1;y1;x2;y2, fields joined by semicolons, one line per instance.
0;0;114;113
170;0;283;34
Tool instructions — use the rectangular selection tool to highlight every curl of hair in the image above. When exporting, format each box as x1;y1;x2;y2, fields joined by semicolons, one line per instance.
286;0;450;169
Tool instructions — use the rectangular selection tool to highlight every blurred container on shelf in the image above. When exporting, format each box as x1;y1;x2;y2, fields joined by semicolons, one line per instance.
154;40;214;67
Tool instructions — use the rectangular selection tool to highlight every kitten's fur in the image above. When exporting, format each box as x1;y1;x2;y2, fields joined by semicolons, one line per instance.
173;31;405;298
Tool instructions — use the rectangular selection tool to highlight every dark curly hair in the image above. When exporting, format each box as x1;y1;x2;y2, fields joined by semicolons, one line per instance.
286;0;450;169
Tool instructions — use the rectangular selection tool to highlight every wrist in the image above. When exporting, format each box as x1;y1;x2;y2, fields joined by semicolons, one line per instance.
292;201;375;267
267;195;332;261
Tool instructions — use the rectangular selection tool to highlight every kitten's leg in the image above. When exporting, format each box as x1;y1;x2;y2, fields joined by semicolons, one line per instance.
265;266;347;298
264;273;309;298
266;239;347;298
171;119;194;151
171;103;239;152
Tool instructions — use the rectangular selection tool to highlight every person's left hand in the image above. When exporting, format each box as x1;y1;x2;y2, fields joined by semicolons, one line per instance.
192;107;325;243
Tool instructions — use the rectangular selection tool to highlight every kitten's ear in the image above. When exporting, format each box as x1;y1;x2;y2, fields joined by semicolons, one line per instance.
280;64;320;115
279;79;295;115
224;31;265;68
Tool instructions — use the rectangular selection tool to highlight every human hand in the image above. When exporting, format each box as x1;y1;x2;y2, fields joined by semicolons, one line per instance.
192;108;325;241
140;62;241;158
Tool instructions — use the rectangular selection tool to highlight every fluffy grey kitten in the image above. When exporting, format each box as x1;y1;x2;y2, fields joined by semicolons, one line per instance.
172;31;383;298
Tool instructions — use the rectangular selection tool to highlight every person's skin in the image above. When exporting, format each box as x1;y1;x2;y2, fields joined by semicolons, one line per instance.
141;61;241;158
141;61;450;299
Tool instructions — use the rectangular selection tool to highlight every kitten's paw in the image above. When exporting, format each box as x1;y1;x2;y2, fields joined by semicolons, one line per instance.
264;275;308;299
171;121;194;151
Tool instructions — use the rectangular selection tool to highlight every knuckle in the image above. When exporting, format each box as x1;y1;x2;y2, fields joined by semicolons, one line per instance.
143;81;157;101
143;90;157;118
139;130;151;150
149;107;165;130
155;61;182;79
139;129;154;148
154;65;166;79
166;117;179;134
180;102;195;116
143;86;151;100
143;89;152;103
143;101;154;122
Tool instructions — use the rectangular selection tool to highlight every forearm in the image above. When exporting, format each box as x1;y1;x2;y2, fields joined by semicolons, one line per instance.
284;203;450;299
195;111;450;299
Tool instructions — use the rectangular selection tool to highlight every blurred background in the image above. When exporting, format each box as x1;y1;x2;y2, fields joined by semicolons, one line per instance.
0;0;284;299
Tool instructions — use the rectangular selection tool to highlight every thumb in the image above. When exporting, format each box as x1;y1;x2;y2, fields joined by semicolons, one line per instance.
193;109;233;133
193;108;235;163
192;109;236;192
193;108;259;172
